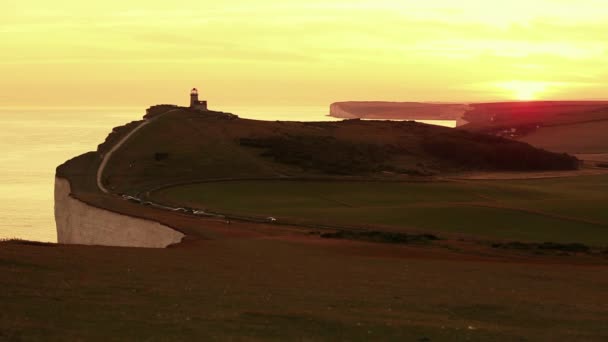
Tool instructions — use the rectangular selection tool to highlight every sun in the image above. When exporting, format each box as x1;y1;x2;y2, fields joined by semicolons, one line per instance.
513;87;539;101
496;81;549;101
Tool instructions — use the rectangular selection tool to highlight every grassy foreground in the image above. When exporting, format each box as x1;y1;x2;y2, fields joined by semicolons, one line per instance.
1;235;607;341
152;175;608;246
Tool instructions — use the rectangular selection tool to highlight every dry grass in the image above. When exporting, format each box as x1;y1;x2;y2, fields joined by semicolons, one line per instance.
1;228;607;341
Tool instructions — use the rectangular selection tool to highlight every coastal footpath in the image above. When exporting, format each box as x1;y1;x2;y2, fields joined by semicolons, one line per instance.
54;105;189;248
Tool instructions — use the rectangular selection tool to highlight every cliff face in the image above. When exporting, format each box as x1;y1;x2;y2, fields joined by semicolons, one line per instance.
54;177;184;248
329;103;358;119
329;102;470;126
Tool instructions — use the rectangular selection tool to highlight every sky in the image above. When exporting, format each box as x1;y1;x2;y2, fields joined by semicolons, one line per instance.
2;0;608;107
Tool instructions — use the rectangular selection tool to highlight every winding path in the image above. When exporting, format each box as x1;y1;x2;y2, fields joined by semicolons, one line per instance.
96;109;176;193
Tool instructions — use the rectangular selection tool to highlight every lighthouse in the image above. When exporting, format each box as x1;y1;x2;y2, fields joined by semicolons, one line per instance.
189;88;208;111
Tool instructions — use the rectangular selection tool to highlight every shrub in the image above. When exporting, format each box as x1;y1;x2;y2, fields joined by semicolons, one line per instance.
491;241;590;253
320;230;439;244
240;135;397;175
154;152;169;161
423;131;579;171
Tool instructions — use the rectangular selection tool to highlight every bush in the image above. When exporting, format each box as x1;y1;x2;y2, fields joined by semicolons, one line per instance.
154;152;169;161
320;230;439;244
240;126;580;175
423;131;579;171
240;135;398;175
491;241;590;253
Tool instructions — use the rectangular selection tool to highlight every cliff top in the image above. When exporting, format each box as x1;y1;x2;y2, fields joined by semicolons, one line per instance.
55;107;578;198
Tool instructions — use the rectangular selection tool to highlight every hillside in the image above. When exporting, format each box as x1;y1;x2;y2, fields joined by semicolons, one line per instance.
460;101;608;131
460;101;608;155
517;120;608;154
80;107;579;195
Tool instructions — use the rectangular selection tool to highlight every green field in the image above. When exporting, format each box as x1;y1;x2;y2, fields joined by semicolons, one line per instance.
153;175;608;246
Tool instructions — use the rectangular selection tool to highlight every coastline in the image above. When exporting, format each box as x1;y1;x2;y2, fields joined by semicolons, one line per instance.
55;177;184;248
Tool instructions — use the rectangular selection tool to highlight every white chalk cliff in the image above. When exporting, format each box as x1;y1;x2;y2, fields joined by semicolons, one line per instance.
54;177;184;248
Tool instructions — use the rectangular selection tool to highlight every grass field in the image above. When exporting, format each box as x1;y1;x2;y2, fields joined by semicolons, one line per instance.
1;236;607;341
152;175;608;246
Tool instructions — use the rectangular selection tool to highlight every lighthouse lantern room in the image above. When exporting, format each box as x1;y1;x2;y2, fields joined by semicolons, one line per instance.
190;88;208;111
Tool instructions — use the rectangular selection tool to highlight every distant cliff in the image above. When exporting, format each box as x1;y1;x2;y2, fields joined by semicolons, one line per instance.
329;102;471;126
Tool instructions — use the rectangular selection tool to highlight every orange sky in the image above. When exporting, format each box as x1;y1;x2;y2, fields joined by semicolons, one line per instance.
2;0;608;107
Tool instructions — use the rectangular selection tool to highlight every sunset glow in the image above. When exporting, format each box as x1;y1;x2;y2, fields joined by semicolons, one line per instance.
2;0;608;107
497;81;550;101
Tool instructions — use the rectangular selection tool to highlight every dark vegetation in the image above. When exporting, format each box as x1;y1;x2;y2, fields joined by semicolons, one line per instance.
241;132;578;175
240;136;401;175
55;152;99;193
0;239;56;247
423;131;579;170
320;230;440;244
144;104;179;119
154;152;169;161
491;241;591;254
97;121;142;155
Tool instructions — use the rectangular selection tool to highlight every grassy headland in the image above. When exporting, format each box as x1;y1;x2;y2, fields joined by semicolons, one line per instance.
25;105;607;340
95;108;578;195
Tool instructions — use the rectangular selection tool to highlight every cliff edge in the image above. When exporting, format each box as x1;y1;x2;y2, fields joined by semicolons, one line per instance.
55;177;183;248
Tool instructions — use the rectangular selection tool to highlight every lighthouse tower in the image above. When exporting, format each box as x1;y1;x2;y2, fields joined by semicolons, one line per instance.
189;88;208;111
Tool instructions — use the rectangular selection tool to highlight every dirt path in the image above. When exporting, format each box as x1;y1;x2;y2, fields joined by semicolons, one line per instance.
96;109;177;193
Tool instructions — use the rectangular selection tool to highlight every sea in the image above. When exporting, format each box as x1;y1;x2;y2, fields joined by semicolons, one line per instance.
0;105;454;242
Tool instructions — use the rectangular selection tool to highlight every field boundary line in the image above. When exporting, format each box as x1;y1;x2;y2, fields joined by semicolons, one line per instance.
469;203;608;227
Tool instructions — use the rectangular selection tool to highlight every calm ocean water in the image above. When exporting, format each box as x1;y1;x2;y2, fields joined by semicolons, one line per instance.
0;105;333;242
0;105;454;242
